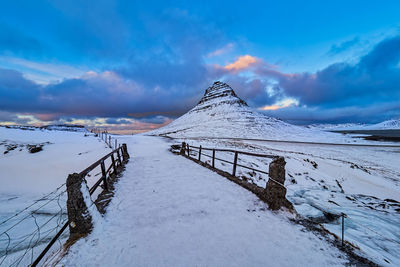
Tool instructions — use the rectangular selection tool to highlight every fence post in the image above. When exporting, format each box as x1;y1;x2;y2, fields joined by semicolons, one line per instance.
111;154;117;174
115;139;117;150
100;160;108;191
187;144;190;156
109;136;111;148
122;143;130;160
212;149;215;168
198;145;202;161
66;173;94;238
232;151;238;176
117;148;122;166
262;157;292;210
341;213;346;246
180;142;186;155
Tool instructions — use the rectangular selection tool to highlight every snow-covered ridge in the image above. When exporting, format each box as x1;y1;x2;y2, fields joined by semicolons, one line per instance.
309;119;400;131
306;123;366;131
365;119;400;130
1;124;87;132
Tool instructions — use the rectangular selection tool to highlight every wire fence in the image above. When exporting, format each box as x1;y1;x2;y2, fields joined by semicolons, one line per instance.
0;184;68;266
0;130;129;266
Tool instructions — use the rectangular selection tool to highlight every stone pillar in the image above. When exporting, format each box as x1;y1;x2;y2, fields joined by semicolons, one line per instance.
180;142;187;155
66;173;94;238
263;157;292;210
122;143;130;160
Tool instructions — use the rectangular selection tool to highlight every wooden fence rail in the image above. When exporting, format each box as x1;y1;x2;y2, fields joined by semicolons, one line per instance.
32;144;130;266
187;144;278;183
179;142;292;213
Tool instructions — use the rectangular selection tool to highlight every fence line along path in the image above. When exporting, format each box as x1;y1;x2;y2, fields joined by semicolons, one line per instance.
59;135;348;266
0;143;130;267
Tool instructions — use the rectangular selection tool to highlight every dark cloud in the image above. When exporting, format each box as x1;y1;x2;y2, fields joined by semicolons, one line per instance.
0;111;32;124
252;35;400;123
262;35;400;110
105;118;131;125
261;100;400;125
0;68;42;111
138;116;169;124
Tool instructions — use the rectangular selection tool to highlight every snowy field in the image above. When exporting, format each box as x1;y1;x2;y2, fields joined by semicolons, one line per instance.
60;135;349;267
178;136;400;266
0;126;111;266
1;124;398;266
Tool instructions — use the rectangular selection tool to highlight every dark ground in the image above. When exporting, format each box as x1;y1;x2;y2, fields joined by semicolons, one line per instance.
332;129;400;142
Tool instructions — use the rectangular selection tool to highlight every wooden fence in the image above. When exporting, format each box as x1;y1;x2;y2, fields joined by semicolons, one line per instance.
32;144;130;266
184;143;285;187
92;129;120;150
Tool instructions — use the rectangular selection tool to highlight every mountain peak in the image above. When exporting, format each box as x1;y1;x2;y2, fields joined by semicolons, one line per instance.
191;81;248;113
149;81;338;142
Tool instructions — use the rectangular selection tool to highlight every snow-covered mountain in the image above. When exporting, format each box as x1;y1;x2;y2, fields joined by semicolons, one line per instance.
150;81;348;142
308;119;400;131
306;123;366;131
364;119;400;130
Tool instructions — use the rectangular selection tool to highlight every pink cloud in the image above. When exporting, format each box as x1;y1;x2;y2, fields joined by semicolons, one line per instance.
224;55;259;71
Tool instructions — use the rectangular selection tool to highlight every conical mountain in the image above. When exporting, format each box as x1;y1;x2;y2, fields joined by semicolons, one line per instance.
149;81;345;142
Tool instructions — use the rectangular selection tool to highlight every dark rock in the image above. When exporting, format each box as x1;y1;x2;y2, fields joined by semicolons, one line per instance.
66;173;94;239
262;157;293;210
27;144;43;153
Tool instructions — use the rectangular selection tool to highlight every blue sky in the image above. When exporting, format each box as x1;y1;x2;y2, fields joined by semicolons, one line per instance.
0;0;400;131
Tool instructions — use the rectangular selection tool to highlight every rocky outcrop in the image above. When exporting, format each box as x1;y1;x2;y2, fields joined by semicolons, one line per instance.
192;81;248;112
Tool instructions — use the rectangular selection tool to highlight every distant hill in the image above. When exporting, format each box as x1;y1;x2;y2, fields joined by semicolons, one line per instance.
309;119;400;131
1;124;87;132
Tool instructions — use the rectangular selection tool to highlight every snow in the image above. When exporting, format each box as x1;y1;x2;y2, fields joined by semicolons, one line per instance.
0;126;110;196
364;119;400;130
60;135;348;266
306;123;366;131
178;137;400;266
0;126;111;266
309;119;400;131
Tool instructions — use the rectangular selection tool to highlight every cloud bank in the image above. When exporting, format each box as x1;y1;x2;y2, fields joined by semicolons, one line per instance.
0;1;399;128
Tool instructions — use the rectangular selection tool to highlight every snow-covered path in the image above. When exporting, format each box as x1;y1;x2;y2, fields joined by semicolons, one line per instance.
61;135;347;266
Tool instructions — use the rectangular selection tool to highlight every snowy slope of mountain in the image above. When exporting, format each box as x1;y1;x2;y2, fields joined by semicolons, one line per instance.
150;81;350;142
308;119;400;131
364;119;400;130
306;123;366;131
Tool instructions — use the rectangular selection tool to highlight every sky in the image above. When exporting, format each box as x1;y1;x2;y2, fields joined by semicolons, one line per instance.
0;0;400;132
